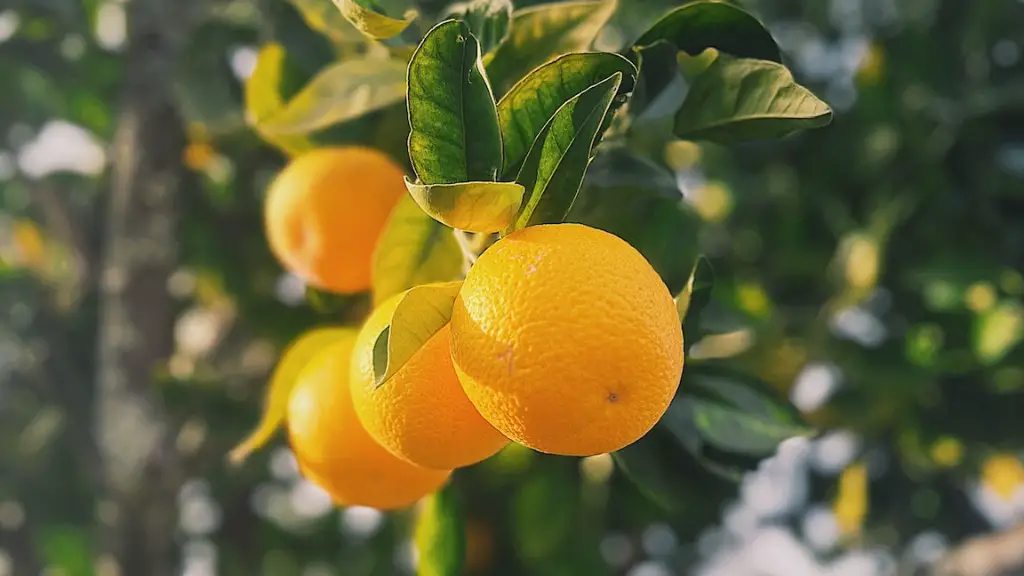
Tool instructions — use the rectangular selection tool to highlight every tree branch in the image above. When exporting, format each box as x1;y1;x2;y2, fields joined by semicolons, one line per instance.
93;0;197;573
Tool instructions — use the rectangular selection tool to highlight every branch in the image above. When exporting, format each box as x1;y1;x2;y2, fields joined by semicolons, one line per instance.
93;0;198;574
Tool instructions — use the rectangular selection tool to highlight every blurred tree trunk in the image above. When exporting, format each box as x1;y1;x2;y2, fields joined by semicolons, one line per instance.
94;0;195;574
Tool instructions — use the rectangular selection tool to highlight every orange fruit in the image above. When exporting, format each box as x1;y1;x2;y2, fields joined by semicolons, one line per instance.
450;223;684;456
350;294;509;470
263;146;406;293
286;333;450;510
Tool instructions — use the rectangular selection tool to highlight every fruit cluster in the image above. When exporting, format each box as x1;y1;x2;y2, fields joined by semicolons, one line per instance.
260;145;683;510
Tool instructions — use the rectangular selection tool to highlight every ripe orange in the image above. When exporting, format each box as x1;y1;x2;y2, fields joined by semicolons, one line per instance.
350;294;509;470
286;333;450;510
263;146;407;293
450;223;684;456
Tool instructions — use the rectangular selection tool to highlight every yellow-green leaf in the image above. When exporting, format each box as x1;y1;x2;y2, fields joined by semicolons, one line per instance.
245;43;314;156
485;0;617;98
370;281;463;388
288;0;367;48
372;195;464;306
415;485;466;576
228;327;356;464
404;177;524;233
974;300;1024;365
259;57;408;136
333;0;417;41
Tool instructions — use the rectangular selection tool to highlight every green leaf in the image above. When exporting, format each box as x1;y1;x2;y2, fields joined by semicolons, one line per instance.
676;256;714;344
229;328;356;464
259;57;407;136
511;73;622;230
485;0;618;98
370;281;463;388
681;396;811;456
687;363;807;427
567;149;700;294
404;177;524;233
288;0;366;47
333;0;417;40
372;195;464;306
497;52;637;179
415;484;465;576
674;57;833;144
512;467;577;561
407;19;504;184
444;0;513;56
245;43;314;156
633;1;782;63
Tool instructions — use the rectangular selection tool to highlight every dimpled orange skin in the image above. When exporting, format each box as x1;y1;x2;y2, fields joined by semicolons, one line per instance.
286;337;450;510
264;146;407;293
350;294;509;470
450;223;684;456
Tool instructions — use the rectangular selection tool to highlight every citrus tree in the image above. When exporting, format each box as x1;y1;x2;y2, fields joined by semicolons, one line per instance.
230;0;833;572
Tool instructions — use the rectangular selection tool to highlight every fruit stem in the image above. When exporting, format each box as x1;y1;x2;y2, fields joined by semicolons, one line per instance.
453;229;478;275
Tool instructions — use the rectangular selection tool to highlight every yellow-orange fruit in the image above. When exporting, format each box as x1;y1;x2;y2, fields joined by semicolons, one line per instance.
350;294;509;470
264;146;406;293
286;335;450;510
450;223;684;456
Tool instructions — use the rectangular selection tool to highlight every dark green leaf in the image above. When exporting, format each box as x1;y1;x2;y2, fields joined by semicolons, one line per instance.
444;0;513;56
415;484;465;576
674;56;833;144
634;1;782;63
676;256;714;345
485;0;617;98
404;177;525;233
408;19;504;184
333;0;417;40
681;396;811;456
497;52;637;179
567;149;700;294
613;426;736;522
686;362;807;426
511;73;622;230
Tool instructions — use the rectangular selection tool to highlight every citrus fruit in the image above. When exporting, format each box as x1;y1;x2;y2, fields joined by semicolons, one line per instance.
350;293;509;470
450;223;684;456
264;146;406;293
286;333;450;510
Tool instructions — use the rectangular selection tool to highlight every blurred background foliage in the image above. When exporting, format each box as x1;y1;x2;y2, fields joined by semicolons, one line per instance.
1;0;1024;575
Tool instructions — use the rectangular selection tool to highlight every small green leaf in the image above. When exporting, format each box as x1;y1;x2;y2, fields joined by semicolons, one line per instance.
674;57;833;144
333;0;417;40
415;484;466;576
404;177;524;233
683;396;811;456
259;57;407;136
288;0;366;47
370;281;463;388
676;256;714;342
497;52;637;179
444;0;513;56
229;328;356;464
633;1;782;63
407;19;504;184
245;43;314;156
485;0;618;98
372;195;464;306
512;73;622;230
